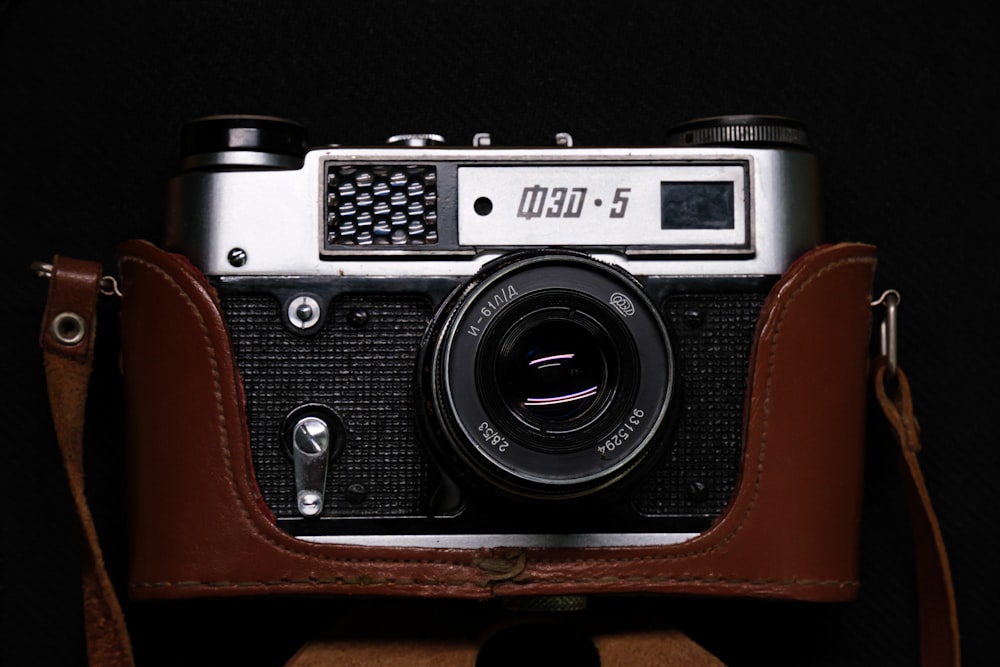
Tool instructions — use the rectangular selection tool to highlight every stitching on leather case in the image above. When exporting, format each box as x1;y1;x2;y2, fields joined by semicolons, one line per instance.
131;574;858;591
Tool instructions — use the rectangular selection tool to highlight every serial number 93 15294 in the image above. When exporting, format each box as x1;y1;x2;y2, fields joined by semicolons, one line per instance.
598;408;645;458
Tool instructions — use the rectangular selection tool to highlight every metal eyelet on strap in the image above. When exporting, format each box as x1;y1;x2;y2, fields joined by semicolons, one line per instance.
50;311;87;346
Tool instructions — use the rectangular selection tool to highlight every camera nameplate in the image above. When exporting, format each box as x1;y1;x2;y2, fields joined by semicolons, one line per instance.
456;164;749;250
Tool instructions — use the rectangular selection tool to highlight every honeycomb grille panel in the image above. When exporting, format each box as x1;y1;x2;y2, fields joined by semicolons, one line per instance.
325;163;438;246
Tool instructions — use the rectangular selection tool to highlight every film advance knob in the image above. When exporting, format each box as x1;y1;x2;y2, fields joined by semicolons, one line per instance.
665;114;810;149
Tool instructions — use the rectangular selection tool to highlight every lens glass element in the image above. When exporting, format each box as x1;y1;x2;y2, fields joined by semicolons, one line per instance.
499;314;608;427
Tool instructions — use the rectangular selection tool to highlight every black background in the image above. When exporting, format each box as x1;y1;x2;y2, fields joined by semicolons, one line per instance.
1;2;996;665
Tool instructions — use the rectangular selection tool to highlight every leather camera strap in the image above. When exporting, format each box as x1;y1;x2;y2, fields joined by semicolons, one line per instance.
36;256;960;666
37;255;135;667
872;361;961;667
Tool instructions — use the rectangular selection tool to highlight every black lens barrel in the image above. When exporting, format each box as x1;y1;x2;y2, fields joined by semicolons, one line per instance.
421;251;676;502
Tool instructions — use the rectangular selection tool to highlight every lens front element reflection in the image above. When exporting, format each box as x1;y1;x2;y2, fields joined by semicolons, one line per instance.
502;317;606;425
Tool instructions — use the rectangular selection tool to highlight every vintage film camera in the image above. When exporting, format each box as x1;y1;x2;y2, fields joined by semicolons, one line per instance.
160;114;820;548
117;114;874;603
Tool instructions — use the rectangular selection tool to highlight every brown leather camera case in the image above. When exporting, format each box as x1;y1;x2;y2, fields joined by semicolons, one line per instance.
117;240;876;604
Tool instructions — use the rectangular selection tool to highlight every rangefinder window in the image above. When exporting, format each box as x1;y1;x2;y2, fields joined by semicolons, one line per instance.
660;181;735;230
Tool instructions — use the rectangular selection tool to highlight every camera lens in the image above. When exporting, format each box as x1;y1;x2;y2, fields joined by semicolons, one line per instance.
422;251;676;501
499;313;607;426
479;293;636;457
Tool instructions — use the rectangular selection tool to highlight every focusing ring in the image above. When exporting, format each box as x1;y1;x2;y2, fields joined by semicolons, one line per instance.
422;251;677;501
